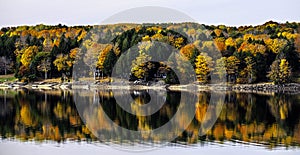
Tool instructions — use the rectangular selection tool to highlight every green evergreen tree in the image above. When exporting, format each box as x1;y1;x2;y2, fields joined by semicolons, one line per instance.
103;50;117;76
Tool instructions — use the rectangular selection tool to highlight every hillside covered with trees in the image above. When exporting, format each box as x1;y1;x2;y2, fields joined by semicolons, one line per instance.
0;21;299;84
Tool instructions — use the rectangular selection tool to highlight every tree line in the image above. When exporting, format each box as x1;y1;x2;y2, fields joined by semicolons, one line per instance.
0;21;299;84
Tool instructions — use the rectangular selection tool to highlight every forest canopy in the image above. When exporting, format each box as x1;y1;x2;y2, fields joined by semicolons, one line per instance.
0;21;299;84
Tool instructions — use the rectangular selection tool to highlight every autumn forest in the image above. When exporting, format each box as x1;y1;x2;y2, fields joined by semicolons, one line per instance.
1;21;300;149
0;21;299;84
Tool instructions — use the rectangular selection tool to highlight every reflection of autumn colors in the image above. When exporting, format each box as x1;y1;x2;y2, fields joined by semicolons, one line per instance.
0;89;300;149
192;92;300;148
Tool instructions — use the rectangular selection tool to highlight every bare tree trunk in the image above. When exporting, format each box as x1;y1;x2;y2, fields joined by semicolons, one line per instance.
4;63;6;75
4;60;7;75
45;71;47;79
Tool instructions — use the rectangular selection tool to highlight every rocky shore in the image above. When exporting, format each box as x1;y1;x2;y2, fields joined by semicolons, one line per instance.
0;81;299;94
0;81;71;90
166;83;300;94
231;83;300;93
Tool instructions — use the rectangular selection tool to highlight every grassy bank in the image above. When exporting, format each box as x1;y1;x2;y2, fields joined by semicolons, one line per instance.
0;74;17;82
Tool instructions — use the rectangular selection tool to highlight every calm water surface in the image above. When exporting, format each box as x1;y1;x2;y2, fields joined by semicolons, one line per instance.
0;88;300;154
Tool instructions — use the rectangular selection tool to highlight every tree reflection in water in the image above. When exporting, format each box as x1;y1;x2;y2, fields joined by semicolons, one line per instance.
0;89;300;149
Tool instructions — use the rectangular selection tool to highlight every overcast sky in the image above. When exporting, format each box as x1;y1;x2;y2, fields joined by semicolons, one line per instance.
1;0;300;27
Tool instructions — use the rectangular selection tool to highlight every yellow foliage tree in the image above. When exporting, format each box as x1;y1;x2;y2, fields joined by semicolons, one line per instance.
194;53;213;83
131;53;153;79
265;38;288;54
214;37;226;52
238;42;266;56
226;56;240;82
20;46;39;68
174;37;184;49
69;48;80;59
214;29;223;37
97;44;113;70
225;37;236;48
267;58;292;84
53;54;71;72
180;44;196;60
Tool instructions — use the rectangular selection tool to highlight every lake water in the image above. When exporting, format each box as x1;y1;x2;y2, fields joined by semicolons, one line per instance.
0;88;300;154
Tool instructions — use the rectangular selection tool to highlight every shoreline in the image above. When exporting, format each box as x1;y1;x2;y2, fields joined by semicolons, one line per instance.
0;81;299;94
